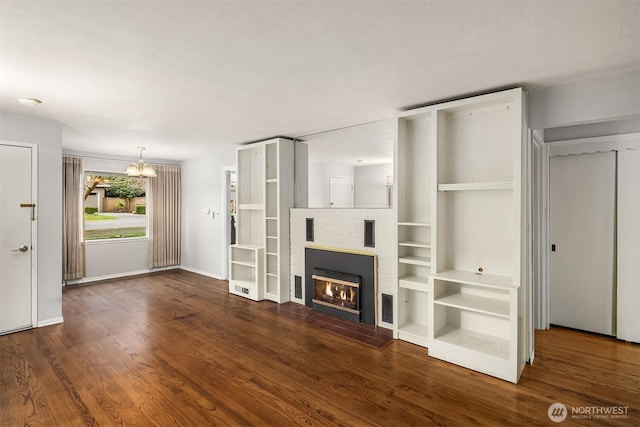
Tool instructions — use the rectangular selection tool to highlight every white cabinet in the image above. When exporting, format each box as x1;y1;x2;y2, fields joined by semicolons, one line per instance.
230;138;306;302
263;139;296;303
229;245;264;300
394;88;528;383
395;111;432;347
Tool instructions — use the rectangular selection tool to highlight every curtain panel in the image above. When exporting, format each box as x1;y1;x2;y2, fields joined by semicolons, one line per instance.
148;165;181;268
62;156;85;281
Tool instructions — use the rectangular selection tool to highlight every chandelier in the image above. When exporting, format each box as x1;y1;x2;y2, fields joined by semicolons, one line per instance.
125;147;157;177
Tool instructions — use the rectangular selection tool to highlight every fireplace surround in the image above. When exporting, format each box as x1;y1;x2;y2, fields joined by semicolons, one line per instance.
305;247;376;325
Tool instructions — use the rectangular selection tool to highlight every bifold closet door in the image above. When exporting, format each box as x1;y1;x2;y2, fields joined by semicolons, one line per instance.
549;151;615;336
617;149;640;342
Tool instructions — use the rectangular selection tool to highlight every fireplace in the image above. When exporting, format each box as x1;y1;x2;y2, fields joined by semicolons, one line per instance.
312;269;361;323
305;247;376;325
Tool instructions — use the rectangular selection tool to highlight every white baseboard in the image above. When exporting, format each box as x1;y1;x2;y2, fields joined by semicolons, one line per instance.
179;266;224;280
38;316;64;327
66;266;179;285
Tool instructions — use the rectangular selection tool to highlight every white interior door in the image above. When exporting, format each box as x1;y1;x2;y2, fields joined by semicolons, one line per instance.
549;151;615;335
0;144;33;334
329;175;353;208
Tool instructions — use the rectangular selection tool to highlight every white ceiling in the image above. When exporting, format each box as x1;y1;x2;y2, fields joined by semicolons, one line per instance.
0;1;638;161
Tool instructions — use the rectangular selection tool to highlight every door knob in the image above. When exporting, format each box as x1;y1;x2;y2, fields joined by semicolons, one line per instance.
12;245;29;252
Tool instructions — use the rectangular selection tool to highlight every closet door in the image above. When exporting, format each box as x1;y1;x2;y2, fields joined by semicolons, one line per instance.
549;152;615;335
617;149;640;342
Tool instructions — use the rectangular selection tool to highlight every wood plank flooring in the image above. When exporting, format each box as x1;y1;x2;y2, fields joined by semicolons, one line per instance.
1;269;638;426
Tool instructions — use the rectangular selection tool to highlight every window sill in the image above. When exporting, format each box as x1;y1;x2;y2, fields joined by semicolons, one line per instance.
85;237;149;246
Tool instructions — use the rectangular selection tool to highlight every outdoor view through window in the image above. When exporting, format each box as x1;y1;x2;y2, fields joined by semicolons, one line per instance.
83;173;148;240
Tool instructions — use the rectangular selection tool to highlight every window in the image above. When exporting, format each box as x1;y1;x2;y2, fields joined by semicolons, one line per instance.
83;172;148;241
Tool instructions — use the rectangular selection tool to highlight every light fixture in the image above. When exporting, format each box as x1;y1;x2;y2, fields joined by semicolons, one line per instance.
386;175;394;208
18;98;42;106
125;147;157;177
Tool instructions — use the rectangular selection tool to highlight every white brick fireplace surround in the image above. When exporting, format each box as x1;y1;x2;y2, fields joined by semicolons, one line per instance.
289;208;396;330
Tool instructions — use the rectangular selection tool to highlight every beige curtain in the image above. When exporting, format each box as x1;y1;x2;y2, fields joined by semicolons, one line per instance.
148;164;181;268
62;156;85;281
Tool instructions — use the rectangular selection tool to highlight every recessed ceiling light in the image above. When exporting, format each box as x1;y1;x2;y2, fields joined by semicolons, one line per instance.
18;98;42;106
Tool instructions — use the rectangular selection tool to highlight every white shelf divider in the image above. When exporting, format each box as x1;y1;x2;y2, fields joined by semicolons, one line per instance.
398;240;431;248
437;181;513;191
434;292;509;318
238;203;264;210
398;256;431;267
399;275;429;291
432;270;517;290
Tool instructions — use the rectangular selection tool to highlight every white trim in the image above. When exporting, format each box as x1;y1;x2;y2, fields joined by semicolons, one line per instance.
221;165;236;281
37;317;64;328
66;266;178;285
532;130;549;330
547;132;639;157
30;144;38;328
84;236;149;246
0;140;39;329
524;124;534;363
179;265;224;280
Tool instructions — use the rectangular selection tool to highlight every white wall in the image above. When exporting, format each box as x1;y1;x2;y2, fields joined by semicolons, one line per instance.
0;113;63;325
528;70;640;130
308;163;324;208
311;162;393;208
544;117;640;142
180;145;236;278
354;162;393;208
85;239;150;277
308;163;355;208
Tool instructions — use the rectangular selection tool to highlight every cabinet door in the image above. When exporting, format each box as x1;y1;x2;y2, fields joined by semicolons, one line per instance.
549;152;615;335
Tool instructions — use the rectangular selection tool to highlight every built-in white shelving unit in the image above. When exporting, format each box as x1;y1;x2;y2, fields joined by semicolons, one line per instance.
230;143;265;300
230;138;306;302
395;110;432;348
393;87;527;383
428;87;526;383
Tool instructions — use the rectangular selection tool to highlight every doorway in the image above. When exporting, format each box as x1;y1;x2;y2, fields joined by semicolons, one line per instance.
549;152;616;335
545;132;640;342
220;166;236;280
0;142;37;334
329;175;353;208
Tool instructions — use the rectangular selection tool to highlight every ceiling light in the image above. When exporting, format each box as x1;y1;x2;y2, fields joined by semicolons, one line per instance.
125;147;157;177
18;98;42;106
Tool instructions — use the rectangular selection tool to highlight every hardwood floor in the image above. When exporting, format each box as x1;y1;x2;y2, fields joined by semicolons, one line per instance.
1;270;638;426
